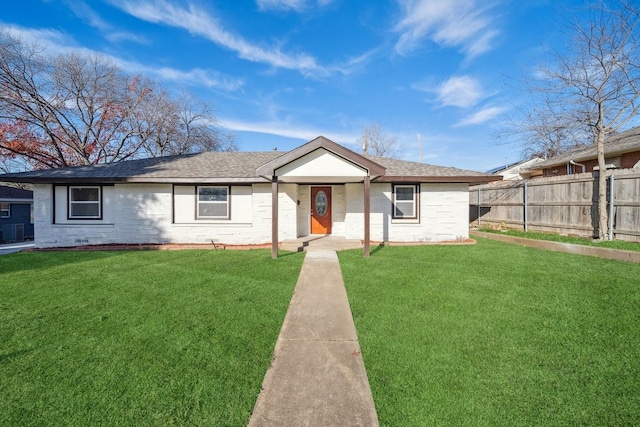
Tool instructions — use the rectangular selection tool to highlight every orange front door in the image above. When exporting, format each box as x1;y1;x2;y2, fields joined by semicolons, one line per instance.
310;186;332;234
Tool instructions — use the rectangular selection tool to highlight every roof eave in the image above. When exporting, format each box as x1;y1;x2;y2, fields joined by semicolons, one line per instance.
0;176;269;184
374;175;503;184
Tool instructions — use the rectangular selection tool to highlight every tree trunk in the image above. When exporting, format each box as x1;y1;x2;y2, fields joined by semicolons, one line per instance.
596;128;608;240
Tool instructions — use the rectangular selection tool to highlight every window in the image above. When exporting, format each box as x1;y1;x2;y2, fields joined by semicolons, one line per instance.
0;203;9;218
197;186;229;219
393;184;419;219
68;186;101;219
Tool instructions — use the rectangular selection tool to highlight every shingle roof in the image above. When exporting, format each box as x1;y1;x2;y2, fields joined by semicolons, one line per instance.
365;156;496;181
532;126;640;169
0;144;499;184
0;152;283;184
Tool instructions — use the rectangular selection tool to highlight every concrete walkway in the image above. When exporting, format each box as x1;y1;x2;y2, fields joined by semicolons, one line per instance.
0;241;34;255
248;250;379;427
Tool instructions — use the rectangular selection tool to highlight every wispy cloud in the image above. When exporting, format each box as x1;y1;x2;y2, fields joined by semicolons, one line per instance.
220;117;358;147
255;0;335;12
394;0;501;59
120;61;245;91
64;0;148;44
415;75;486;108
2;24;243;91
112;0;325;76
256;0;306;11
436;75;484;108
0;25;74;55
455;106;506;126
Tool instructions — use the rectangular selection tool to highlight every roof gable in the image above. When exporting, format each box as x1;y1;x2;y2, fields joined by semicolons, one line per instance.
256;136;386;179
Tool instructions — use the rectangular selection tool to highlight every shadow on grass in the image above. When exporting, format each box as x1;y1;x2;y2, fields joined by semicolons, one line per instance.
370;243;387;256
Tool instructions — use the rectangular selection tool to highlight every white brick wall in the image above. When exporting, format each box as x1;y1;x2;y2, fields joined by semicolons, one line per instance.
344;182;469;242
32;181;470;248
34;182;298;248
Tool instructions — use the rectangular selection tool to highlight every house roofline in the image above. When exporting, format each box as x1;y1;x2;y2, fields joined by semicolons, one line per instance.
0;198;33;202
5;175;500;185
373;175;502;184
256;136;386;177
3;177;269;184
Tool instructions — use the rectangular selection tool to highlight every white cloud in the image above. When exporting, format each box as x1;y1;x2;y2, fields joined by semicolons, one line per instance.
436;75;484;108
455;106;505;126
2;24;243;91
1;25;74;55
120;61;245;91
64;0;148;44
256;0;306;11
220;117;358;147
112;0;325;75
255;0;335;12
394;0;501;59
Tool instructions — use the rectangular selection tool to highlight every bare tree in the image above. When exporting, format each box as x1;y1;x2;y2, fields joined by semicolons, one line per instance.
358;123;402;158
511;1;640;239
0;30;235;171
499;99;589;160
138;89;237;157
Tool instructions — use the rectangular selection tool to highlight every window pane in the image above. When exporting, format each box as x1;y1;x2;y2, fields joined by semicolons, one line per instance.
71;203;100;217
199;187;227;202
71;187;99;201
1;203;9;218
395;187;415;201
395;201;414;218
198;203;227;217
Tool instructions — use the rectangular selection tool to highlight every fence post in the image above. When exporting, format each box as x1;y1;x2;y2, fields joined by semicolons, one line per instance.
477;186;481;228
608;174;615;241
524;181;528;232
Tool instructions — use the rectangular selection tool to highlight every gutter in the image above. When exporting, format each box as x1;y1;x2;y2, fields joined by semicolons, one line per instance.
569;160;586;173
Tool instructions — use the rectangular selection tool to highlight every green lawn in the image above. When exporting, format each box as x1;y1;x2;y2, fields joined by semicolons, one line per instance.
340;239;640;426
0;249;304;426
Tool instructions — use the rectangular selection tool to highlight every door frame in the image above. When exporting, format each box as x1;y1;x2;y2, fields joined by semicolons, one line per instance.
310;185;332;235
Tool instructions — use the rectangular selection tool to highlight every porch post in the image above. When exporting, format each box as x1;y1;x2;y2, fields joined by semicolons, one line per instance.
271;176;278;259
364;175;371;257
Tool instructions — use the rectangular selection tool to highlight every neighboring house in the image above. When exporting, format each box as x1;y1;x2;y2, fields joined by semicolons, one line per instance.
0;136;500;256
523;127;640;178
486;157;544;180
0;185;34;243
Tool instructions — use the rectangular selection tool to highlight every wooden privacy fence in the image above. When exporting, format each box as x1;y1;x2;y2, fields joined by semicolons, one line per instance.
469;169;640;242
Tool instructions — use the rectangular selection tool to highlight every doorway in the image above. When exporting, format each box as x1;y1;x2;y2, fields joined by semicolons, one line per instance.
310;186;332;234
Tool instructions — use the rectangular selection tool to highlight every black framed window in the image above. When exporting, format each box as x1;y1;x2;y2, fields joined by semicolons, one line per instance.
393;184;419;219
68;186;101;219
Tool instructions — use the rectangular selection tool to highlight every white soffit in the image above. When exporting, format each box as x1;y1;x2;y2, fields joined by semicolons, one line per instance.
275;148;368;179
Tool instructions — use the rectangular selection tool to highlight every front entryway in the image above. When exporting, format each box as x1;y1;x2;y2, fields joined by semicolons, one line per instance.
310;186;332;234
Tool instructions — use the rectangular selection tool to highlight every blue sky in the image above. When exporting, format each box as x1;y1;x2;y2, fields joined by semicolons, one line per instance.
2;0;583;171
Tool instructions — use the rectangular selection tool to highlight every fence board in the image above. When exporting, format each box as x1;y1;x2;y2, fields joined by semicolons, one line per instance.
469;169;640;242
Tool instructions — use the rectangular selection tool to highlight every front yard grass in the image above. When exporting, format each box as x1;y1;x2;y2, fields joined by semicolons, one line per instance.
340;238;640;426
0;249;304;426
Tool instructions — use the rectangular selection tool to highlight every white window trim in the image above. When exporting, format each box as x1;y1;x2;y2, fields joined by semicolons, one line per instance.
392;184;419;220
196;186;230;220
0;203;10;218
68;186;102;220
